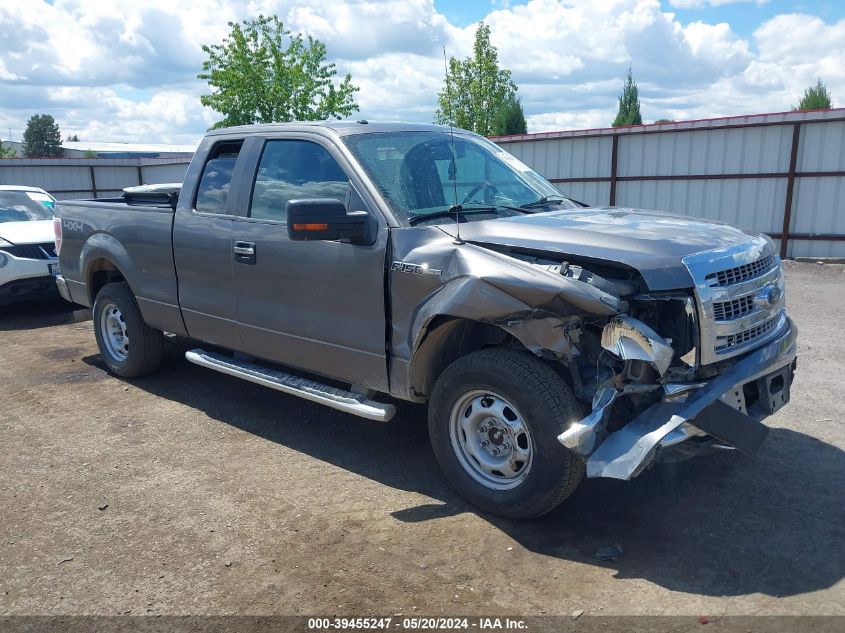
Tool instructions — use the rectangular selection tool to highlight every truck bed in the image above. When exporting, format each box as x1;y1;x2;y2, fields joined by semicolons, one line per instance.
55;198;182;334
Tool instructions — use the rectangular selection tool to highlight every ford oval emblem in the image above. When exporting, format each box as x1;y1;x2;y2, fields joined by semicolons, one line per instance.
755;284;782;309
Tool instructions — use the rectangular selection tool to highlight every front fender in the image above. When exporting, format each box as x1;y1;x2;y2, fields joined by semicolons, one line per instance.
388;228;624;398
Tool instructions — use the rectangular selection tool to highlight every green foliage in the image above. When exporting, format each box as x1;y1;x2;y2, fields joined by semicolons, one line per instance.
198;15;359;129
793;78;833;111
435;22;518;136
83;149;97;158
612;66;642;127
653;118;674;124
23;114;63;157
0;141;15;158
492;95;527;135
66;134;80;142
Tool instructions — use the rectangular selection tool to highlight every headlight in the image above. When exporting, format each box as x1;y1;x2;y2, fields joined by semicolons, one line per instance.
0;252;7;268
761;233;776;255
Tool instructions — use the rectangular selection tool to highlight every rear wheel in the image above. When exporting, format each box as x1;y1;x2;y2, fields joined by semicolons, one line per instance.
93;282;163;378
429;349;585;520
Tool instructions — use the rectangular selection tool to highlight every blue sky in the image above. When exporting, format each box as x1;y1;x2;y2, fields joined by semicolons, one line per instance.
1;0;843;144
434;1;845;36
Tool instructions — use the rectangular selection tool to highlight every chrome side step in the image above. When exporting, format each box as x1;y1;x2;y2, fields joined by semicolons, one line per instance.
185;349;396;422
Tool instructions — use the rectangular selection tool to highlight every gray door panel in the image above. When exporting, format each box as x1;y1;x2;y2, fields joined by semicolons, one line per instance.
231;136;389;391
173;138;242;349
173;212;237;348
232;223;388;389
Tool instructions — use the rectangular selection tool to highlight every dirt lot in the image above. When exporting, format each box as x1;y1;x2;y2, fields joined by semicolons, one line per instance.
0;261;843;618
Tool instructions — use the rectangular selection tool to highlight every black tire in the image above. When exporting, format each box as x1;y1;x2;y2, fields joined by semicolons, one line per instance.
93;281;163;378
428;348;585;520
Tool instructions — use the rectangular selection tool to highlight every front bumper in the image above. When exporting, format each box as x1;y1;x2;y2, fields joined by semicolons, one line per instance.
0;250;59;304
559;317;798;480
0;275;59;305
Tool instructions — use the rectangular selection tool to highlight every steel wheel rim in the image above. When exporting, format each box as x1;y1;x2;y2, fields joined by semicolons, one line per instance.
448;389;533;491
99;302;129;362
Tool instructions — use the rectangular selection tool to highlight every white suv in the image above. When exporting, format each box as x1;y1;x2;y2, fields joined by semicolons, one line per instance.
0;185;60;305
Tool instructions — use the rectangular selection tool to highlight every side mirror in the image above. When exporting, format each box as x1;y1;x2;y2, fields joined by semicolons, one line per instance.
286;198;374;245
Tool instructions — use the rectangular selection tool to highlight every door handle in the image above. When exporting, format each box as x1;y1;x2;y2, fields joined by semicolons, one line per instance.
233;241;255;255
234;241;256;264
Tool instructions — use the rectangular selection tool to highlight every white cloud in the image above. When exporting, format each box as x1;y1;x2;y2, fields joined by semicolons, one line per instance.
0;0;841;144
668;0;767;8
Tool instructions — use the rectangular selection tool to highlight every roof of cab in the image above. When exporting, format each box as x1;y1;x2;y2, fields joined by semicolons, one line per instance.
206;120;470;138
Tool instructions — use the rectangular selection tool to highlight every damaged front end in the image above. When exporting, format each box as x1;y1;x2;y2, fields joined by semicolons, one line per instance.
393;229;796;482
559;312;797;479
555;238;797;480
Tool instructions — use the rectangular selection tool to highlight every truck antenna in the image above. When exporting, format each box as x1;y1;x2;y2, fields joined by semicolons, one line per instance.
443;46;463;245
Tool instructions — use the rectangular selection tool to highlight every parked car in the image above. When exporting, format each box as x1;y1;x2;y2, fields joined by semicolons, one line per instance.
0;185;60;306
53;122;796;519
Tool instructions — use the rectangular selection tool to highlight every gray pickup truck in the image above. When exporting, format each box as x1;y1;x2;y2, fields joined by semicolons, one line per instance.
54;121;796;519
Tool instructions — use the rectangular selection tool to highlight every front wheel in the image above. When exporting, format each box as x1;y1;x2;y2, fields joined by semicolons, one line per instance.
428;349;585;520
93;281;163;378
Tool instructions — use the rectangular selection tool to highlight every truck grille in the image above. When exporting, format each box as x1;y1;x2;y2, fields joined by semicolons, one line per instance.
684;239;786;365
716;314;780;351
713;294;755;321
705;254;774;287
0;242;57;260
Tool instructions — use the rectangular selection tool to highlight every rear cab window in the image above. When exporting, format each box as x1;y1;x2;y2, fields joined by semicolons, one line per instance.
194;140;243;215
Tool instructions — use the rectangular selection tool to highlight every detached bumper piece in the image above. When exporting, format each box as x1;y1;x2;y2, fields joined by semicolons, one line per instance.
559;318;797;480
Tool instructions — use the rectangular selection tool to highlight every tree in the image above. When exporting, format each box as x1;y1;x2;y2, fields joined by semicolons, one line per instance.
198;15;359;129
0;142;15;158
793;78;833;111
653;118;674;124
66;134;80;142
491;95;527;135
22;114;62;157
435;21;518;136
612;66;642;127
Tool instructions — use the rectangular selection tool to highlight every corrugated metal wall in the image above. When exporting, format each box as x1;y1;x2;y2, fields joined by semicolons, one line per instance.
495;109;845;258
0;157;191;200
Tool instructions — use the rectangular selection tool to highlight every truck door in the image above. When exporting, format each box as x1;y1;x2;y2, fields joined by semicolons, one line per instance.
172;137;244;350
230;135;389;392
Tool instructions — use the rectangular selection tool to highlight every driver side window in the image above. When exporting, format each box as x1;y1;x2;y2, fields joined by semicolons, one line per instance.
250;140;349;223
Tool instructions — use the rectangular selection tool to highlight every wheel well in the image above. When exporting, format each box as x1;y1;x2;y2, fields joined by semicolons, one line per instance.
88;259;126;304
410;317;514;399
409;316;582;401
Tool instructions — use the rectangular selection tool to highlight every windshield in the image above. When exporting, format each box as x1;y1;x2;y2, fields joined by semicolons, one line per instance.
343;131;575;226
0;191;55;223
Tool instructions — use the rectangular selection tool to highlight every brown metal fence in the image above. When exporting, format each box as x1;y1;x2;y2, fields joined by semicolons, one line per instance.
494;108;845;259
0;157;191;200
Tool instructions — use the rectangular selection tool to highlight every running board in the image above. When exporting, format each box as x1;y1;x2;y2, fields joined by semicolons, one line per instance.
185;349;396;422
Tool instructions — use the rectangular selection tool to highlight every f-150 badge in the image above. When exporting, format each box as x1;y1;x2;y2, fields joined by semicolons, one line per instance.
391;261;442;276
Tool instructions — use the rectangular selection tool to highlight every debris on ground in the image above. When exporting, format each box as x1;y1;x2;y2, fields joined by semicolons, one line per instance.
57;556;74;564
572;609;584;619
593;544;623;562
98;504;108;511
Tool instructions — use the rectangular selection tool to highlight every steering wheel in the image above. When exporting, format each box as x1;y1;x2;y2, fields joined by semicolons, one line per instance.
461;181;499;204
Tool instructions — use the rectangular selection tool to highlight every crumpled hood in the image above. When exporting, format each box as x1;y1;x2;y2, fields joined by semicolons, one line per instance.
455;207;761;290
0;220;55;245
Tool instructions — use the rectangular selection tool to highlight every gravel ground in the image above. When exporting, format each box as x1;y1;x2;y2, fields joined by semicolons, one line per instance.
0;261;843;617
